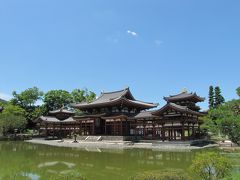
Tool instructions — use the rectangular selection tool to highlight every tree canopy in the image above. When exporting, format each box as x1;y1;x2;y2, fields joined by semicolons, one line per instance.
11;87;43;108
71;88;96;103
214;86;225;107
208;86;214;109
202;99;240;145
0;104;27;134
10;87;44;128
190;152;232;180
236;87;240;98
43;90;73;111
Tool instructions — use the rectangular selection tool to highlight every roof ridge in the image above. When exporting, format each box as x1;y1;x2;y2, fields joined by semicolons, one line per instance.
169;91;191;97
101;87;129;95
128;98;159;105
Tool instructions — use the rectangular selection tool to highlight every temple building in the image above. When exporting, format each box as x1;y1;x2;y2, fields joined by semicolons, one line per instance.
35;108;77;138
36;88;205;141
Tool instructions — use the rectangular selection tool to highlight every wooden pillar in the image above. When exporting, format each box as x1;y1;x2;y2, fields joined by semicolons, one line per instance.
92;119;95;135
187;123;190;139
45;123;48;138
113;119;116;136
143;122;146;138
162;123;165;142
168;129;170;140
53;123;55;138
60;123;62;139
125;119;128;136
152;122;155;140
79;121;82;135
120;119;123;136
105;120;107;135
192;123;195;139
181;122;185;141
174;129;176;140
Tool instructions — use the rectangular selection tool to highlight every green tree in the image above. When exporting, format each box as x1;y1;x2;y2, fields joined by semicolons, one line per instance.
43;90;73;111
71;88;96;103
0;104;27;135
10;87;44;128
214;86;225;107
236;87;240;98
11;87;43;108
202;99;240;145
219;100;240;145
190;152;232;180
208;86;215;109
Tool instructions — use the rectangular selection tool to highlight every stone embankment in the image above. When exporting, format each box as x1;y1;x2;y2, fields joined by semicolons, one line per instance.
26;138;218;151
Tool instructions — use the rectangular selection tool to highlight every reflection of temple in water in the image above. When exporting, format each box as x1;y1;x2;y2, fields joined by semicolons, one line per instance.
0;142;201;180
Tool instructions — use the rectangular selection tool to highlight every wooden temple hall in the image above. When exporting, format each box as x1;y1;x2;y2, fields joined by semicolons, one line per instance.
36;88;205;141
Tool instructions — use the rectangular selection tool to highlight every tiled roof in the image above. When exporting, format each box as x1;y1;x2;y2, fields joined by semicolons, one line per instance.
153;103;204;116
72;88;158;109
133;111;158;118
164;92;205;102
49;108;75;115
36;116;76;123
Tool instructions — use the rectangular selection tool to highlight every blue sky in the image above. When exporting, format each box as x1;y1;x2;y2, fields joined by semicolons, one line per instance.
0;0;239;109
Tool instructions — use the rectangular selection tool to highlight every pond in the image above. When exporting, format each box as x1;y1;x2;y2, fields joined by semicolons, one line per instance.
0;142;239;180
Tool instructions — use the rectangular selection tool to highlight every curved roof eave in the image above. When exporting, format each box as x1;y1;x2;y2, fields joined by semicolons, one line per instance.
72;97;158;109
152;103;204;116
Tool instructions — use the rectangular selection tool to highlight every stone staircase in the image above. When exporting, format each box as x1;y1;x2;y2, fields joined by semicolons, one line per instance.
85;136;102;142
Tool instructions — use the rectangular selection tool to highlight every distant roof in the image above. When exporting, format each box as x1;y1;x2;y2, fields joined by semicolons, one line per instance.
35;116;76;124
152;103;204;116
72;87;158;110
49;108;75;115
133;110;158;119
164;91;205;102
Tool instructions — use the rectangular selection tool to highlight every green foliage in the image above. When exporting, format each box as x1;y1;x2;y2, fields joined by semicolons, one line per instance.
202;99;240;145
10;87;44;128
11;87;43;108
236;87;240;98
71;88;96;103
214;86;225;107
190;152;232;180
44;88;96;112
130;169;192;180
209;86;215;109
0;104;27;134
44;90;73;111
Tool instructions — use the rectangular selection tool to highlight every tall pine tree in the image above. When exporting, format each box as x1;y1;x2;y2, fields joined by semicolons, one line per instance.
236;87;240;98
208;86;214;108
214;86;225;107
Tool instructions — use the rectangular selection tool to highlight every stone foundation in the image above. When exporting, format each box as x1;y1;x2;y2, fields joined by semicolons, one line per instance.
77;135;142;141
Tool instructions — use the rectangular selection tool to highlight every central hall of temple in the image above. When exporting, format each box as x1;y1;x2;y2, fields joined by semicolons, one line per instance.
36;87;205;141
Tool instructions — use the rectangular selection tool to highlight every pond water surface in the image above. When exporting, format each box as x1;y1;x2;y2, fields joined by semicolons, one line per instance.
0;142;239;180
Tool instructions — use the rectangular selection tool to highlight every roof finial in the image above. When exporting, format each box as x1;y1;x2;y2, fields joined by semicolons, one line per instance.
181;88;188;93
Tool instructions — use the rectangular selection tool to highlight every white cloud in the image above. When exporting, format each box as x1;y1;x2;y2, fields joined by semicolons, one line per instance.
127;30;138;36
154;40;163;46
0;92;12;101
